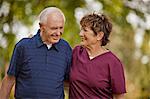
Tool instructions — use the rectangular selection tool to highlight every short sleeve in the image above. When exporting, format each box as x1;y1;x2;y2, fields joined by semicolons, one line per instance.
7;43;23;77
110;57;126;94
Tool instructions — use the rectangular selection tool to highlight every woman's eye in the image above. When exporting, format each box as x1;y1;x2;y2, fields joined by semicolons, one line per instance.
82;28;87;31
81;28;87;32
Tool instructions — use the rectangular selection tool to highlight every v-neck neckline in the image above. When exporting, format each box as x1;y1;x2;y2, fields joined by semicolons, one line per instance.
84;48;111;61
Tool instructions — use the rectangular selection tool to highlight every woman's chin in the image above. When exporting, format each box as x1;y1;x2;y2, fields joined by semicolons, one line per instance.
80;42;87;46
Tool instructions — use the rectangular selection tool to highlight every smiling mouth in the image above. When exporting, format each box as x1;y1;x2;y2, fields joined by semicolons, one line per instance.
81;37;87;41
80;38;84;41
50;34;60;40
51;34;59;36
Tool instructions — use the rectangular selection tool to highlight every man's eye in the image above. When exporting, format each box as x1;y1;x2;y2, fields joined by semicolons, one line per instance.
51;27;57;30
60;27;63;29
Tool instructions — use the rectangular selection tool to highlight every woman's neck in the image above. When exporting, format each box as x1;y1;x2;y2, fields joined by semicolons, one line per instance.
86;44;108;58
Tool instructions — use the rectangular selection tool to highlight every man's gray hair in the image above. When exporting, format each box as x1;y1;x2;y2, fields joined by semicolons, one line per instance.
39;7;66;24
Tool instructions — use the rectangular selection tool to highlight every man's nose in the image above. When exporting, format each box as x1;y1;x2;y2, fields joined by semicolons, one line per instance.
56;29;62;35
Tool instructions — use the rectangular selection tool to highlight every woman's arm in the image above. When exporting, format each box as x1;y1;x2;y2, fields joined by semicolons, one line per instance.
113;94;125;99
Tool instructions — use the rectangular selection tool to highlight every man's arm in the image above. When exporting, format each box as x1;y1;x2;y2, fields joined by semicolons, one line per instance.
0;75;15;99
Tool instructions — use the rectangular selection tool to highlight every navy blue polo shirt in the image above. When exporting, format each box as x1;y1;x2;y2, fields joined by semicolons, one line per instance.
7;30;72;99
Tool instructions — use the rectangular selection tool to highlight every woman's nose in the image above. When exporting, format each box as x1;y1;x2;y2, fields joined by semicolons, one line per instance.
79;30;84;36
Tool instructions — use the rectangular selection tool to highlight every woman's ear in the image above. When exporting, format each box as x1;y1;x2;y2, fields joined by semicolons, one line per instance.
97;32;104;41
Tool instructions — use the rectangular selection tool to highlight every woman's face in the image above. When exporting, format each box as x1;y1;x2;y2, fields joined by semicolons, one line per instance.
79;27;101;47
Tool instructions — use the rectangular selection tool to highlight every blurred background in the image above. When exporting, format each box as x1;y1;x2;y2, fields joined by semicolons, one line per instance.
0;0;150;99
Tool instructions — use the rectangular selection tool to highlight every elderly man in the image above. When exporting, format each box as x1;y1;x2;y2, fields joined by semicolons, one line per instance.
0;7;72;99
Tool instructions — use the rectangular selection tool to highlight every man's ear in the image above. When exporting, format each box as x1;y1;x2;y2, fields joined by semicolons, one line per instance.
39;23;45;32
97;32;104;41
39;23;42;28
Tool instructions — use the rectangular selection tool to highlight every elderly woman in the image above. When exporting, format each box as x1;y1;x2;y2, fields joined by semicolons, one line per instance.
69;13;126;99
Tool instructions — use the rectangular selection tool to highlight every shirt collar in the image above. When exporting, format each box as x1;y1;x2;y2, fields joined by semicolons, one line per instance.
36;29;44;48
46;44;52;49
52;42;59;51
35;29;60;51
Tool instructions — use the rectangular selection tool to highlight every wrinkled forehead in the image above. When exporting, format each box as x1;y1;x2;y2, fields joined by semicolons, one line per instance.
47;13;64;23
39;7;65;24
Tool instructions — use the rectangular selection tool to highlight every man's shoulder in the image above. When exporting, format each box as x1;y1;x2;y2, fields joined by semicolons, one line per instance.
16;37;33;48
57;39;72;53
59;39;71;47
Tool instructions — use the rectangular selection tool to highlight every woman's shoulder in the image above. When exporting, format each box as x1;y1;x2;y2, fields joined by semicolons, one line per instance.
108;51;121;60
73;45;84;53
106;51;123;66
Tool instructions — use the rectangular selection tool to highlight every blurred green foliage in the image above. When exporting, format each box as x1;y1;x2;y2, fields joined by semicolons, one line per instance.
0;0;150;98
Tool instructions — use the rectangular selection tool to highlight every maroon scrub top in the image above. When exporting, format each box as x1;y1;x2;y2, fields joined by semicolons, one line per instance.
69;46;126;99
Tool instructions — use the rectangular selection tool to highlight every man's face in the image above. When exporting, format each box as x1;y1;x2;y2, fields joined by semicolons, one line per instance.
40;13;65;44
